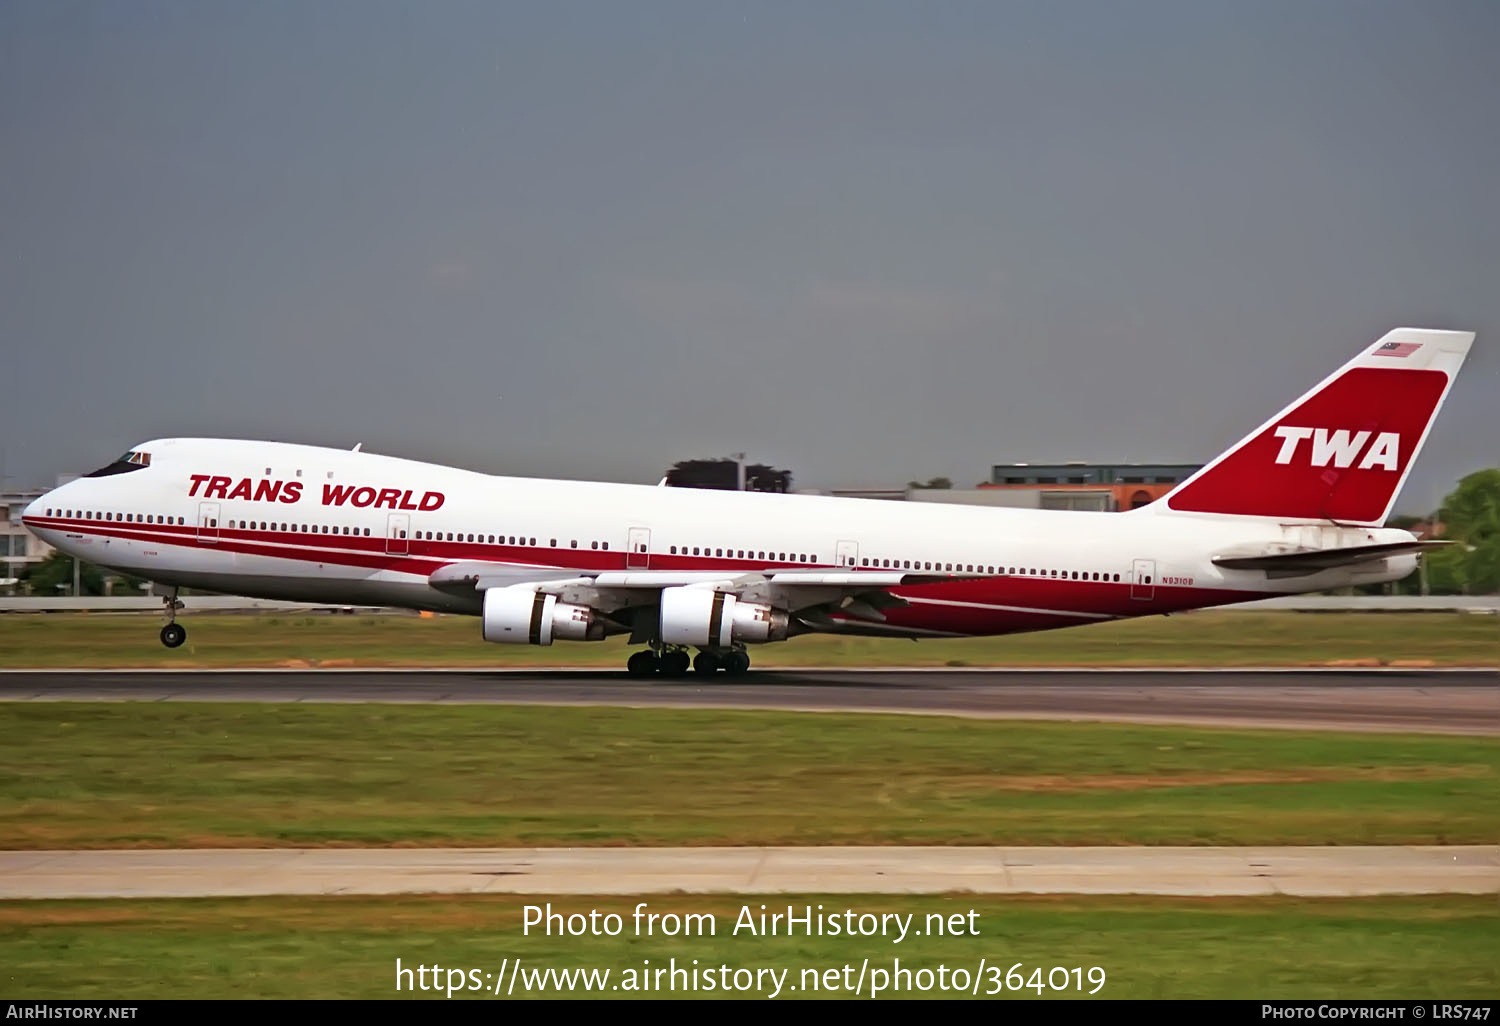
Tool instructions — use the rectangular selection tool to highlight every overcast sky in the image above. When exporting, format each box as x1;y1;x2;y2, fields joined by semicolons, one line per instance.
3;1;1496;514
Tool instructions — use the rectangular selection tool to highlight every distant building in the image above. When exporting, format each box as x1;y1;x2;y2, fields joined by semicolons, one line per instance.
981;462;1201;512
821;486;909;501
906;488;1047;508
1;488;53;588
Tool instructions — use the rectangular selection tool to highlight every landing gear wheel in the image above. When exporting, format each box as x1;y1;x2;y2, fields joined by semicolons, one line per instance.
160;623;187;649
723;650;750;676
693;651;720;676
660;649;691;677
626;651;660;677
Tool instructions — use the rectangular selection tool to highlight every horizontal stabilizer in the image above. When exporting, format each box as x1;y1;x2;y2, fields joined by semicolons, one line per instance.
1212;540;1450;576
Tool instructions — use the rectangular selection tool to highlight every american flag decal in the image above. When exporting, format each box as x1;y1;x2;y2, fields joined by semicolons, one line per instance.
1374;341;1420;358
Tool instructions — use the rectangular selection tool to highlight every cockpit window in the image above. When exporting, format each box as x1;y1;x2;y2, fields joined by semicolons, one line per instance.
84;450;152;478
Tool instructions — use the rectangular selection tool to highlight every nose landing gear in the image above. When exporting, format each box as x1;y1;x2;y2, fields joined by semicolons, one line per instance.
158;587;187;648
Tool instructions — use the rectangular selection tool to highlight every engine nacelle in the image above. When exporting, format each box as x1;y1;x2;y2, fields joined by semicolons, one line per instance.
658;586;789;648
482;586;603;645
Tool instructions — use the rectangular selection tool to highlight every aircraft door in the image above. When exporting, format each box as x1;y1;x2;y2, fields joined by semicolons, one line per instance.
836;539;859;568
1131;558;1156;600
196;502;220;545
386;513;410;555
627;527;650;569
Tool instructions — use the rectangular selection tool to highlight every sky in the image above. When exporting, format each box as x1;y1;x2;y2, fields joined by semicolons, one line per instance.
3;1;1497;515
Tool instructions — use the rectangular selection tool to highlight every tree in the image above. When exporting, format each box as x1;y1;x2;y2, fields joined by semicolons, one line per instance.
665;458;792;492
21;552;105;596
1432;469;1500;594
906;476;952;490
19;552;145;597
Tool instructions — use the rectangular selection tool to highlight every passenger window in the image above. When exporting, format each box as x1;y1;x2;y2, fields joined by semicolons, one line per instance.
602;542;609;550
571;540;578;548
670;545;677;554
591;541;598;549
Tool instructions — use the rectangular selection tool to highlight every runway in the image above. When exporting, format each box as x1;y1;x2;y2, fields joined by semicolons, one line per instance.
2;845;1495;898
1;668;1497;733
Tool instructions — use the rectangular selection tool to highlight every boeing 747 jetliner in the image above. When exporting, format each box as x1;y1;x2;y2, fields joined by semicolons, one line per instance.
22;327;1473;676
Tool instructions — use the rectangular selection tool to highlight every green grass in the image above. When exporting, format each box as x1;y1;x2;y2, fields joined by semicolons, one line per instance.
0;610;1496;667
2;894;1495;998
2;703;1494;848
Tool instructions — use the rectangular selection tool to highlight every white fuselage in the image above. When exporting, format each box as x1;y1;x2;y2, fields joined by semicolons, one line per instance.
22;437;1416;639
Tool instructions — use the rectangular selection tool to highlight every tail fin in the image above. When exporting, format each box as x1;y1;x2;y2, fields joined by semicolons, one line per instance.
1158;327;1473;525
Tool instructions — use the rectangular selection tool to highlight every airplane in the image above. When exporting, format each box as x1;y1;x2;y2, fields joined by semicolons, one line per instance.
21;326;1473;677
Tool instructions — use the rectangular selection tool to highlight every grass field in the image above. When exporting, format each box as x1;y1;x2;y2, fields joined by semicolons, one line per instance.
0;610;1496;667
2;703;1494;849
2;894;1495;998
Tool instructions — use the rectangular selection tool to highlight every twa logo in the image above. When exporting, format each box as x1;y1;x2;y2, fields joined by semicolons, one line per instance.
1271;427;1400;471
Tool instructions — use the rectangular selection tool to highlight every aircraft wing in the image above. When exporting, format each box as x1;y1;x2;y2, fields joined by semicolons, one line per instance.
430;561;984;594
427;561;988;631
1211;540;1450;577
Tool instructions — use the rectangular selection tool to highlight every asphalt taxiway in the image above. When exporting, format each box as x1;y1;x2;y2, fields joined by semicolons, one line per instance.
1;668;1496;733
2;845;1495;898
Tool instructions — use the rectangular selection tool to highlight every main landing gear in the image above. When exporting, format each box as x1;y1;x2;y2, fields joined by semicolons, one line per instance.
159;587;187;649
626;646;750;678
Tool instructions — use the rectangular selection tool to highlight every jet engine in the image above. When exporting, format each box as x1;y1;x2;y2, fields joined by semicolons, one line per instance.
482;586;603;645
658;586;789;648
